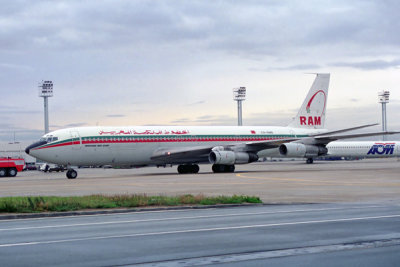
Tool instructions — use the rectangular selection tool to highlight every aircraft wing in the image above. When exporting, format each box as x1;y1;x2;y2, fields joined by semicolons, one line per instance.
312;131;400;145
309;123;378;136
150;137;299;163
245;124;399;148
150;124;399;164
244;124;392;150
244;130;400;149
244;137;301;151
150;146;213;164
150;137;302;164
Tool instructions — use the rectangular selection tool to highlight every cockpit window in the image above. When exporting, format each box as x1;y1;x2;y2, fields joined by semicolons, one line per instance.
39;136;58;143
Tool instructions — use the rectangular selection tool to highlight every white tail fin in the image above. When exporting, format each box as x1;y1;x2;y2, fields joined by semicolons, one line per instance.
288;73;330;129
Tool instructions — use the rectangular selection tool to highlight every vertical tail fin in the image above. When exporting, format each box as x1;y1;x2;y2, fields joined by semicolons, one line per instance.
288;73;330;129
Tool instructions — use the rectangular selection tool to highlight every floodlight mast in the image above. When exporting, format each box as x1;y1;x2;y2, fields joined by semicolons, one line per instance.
233;87;246;126
378;90;390;141
38;81;53;134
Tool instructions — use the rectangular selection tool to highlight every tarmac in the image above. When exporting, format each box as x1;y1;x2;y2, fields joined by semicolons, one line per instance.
1;158;399;203
1;203;400;266
1;158;400;266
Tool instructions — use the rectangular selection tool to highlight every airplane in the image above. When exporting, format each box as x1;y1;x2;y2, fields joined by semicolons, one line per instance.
25;73;399;179
325;141;400;158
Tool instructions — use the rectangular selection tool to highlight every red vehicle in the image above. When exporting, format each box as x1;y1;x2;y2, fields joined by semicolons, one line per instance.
0;157;25;177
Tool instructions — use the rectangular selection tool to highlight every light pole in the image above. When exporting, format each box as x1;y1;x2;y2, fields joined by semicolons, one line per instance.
378;90;390;141
233;87;246;126
38;81;53;134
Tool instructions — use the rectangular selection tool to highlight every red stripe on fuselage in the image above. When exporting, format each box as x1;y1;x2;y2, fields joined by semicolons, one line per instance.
32;137;285;150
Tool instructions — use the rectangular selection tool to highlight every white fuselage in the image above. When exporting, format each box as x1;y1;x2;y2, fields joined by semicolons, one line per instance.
29;126;324;166
326;141;400;158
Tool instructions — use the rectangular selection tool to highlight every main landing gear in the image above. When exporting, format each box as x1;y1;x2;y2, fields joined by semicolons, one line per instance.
177;164;200;174
66;168;78;179
212;164;235;173
306;158;314;164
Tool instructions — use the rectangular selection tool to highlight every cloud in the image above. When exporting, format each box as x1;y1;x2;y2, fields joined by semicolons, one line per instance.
1;0;400;143
2;1;399;58
196;115;213;120
0;106;40;114
170;118;190;124
0;128;44;142
185;100;206;106
64;122;88;127
330;59;400;70
250;64;322;72
106;114;126;118
170;115;235;125
0;63;33;71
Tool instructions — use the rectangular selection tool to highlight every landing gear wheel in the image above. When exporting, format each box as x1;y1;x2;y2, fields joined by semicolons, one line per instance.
306;158;314;164
7;167;17;177
192;164;200;173
227;165;235;172
212;164;222;173
177;164;200;174
177;165;186;174
66;169;78;179
212;164;235;173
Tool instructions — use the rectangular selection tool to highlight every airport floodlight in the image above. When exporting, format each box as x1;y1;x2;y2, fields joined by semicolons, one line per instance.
378;90;390;104
38;80;53;134
233;87;246;126
378;90;390;140
233;87;246;101
39;80;53;97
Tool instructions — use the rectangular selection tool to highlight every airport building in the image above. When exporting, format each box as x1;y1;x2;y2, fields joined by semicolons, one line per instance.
0;141;36;163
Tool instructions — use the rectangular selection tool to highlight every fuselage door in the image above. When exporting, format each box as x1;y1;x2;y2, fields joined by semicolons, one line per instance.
70;131;81;150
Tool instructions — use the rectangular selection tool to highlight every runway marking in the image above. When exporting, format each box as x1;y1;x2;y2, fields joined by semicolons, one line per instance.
1;214;400;248
0;205;384;230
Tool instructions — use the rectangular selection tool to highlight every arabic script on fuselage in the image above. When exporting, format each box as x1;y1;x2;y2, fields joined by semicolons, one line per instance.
98;129;190;135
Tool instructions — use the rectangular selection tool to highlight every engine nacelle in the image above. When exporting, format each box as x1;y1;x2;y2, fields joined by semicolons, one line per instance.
279;143;328;158
209;151;259;165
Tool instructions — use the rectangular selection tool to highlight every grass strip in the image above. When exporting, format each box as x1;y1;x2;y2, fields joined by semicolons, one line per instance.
0;194;261;213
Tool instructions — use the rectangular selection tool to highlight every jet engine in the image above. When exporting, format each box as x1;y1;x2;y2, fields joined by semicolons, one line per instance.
208;151;259;165
279;143;328;158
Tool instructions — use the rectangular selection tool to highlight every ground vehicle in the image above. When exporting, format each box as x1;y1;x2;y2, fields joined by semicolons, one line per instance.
0;157;26;177
24;162;38;170
40;163;65;172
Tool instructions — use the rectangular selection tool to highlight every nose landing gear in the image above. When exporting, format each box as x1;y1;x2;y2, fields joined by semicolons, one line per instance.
66;169;78;179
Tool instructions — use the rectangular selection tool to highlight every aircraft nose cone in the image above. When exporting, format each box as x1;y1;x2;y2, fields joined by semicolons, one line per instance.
25;140;47;155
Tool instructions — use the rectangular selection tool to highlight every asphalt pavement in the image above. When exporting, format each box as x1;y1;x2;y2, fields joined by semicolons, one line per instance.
1;203;400;266
1;158;400;203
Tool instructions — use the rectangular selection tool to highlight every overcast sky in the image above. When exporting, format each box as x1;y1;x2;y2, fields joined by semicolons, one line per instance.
1;0;399;142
